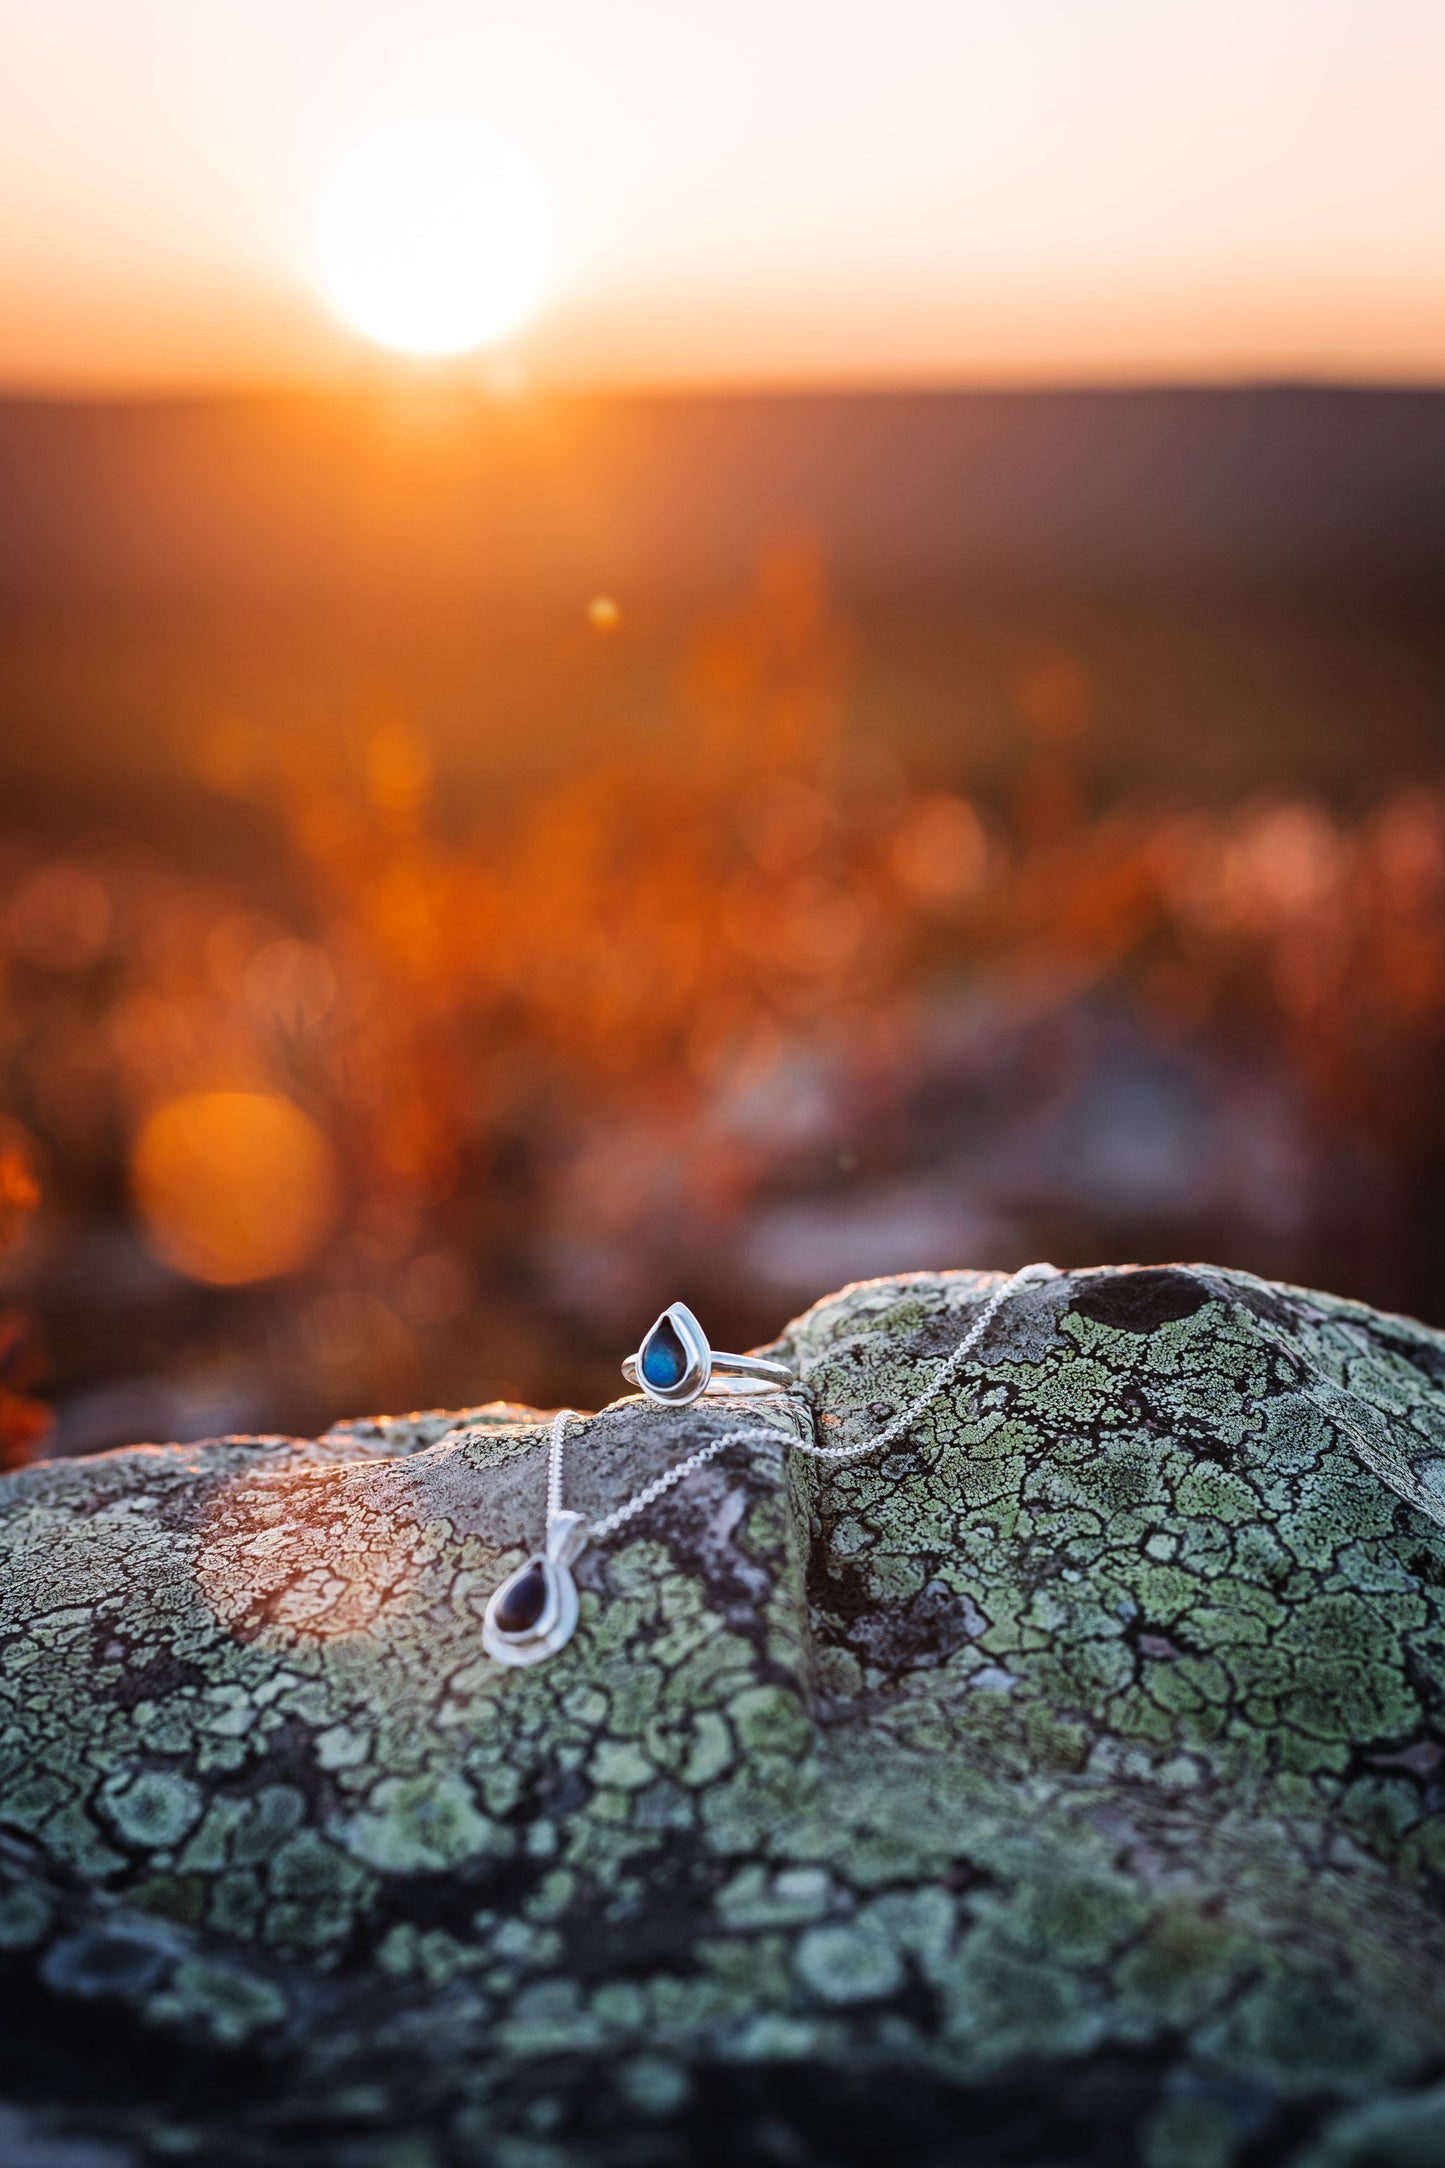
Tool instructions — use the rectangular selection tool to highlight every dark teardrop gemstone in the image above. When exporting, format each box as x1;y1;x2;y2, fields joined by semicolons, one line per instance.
494;1560;549;1635
640;1314;688;1390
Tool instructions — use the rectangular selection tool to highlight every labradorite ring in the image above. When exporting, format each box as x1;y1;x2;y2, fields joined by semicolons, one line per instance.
623;1302;795;1407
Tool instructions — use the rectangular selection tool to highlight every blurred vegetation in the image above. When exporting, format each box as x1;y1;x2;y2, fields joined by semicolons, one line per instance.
1;540;1443;1454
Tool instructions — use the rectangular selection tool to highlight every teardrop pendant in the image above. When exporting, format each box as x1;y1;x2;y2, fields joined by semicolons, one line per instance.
483;1510;587;1668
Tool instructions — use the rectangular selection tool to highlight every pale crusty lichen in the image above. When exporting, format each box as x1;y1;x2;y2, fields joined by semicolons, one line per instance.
3;1263;1445;2166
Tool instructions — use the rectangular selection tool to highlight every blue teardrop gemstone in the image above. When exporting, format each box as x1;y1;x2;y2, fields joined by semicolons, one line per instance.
494;1559;549;1635
640;1313;688;1390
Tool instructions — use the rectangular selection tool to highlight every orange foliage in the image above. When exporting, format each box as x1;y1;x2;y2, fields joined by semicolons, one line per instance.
0;1123;49;1467
1;542;1444;1432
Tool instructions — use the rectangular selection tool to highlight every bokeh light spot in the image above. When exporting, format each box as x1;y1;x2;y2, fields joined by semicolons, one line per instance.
889;793;990;904
132;1092;339;1286
243;939;338;1032
7;863;112;972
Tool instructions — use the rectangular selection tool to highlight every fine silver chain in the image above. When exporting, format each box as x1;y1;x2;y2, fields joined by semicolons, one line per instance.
786;1260;1058;1463
541;1260;1060;1544
509;1256;1439;1563
548;1411;771;1545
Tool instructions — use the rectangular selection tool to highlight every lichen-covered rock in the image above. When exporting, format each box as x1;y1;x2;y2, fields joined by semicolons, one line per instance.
4;1264;1445;2166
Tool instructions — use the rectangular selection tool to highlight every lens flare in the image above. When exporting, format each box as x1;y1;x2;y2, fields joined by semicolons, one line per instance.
316;116;550;358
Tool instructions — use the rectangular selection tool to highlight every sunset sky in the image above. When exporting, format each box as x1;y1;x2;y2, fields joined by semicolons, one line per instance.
4;0;1445;392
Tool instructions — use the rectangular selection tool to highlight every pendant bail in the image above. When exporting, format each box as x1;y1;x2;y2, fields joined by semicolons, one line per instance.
546;1509;589;1567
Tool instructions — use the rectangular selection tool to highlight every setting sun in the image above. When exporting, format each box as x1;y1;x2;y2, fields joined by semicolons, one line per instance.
315;116;549;359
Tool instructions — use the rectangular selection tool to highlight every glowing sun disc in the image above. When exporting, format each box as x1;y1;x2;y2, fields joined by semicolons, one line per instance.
317;117;550;357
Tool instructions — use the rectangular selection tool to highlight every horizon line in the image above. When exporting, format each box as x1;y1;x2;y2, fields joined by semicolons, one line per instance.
6;368;1445;410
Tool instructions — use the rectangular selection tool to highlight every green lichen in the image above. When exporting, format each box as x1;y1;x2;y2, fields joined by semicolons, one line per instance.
3;1263;1445;2165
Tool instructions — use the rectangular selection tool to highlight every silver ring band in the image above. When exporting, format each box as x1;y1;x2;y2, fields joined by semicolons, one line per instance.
621;1352;792;1396
623;1302;796;1407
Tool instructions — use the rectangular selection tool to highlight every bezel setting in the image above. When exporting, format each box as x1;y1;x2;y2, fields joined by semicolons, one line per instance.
626;1302;712;1405
482;1510;587;1667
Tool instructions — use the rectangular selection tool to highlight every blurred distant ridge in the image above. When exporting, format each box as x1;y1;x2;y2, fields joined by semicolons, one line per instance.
3;385;1445;601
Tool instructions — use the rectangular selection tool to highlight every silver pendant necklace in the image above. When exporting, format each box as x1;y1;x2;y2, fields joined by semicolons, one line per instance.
482;1262;1059;1668
484;1258;1445;1670
482;1409;767;1666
